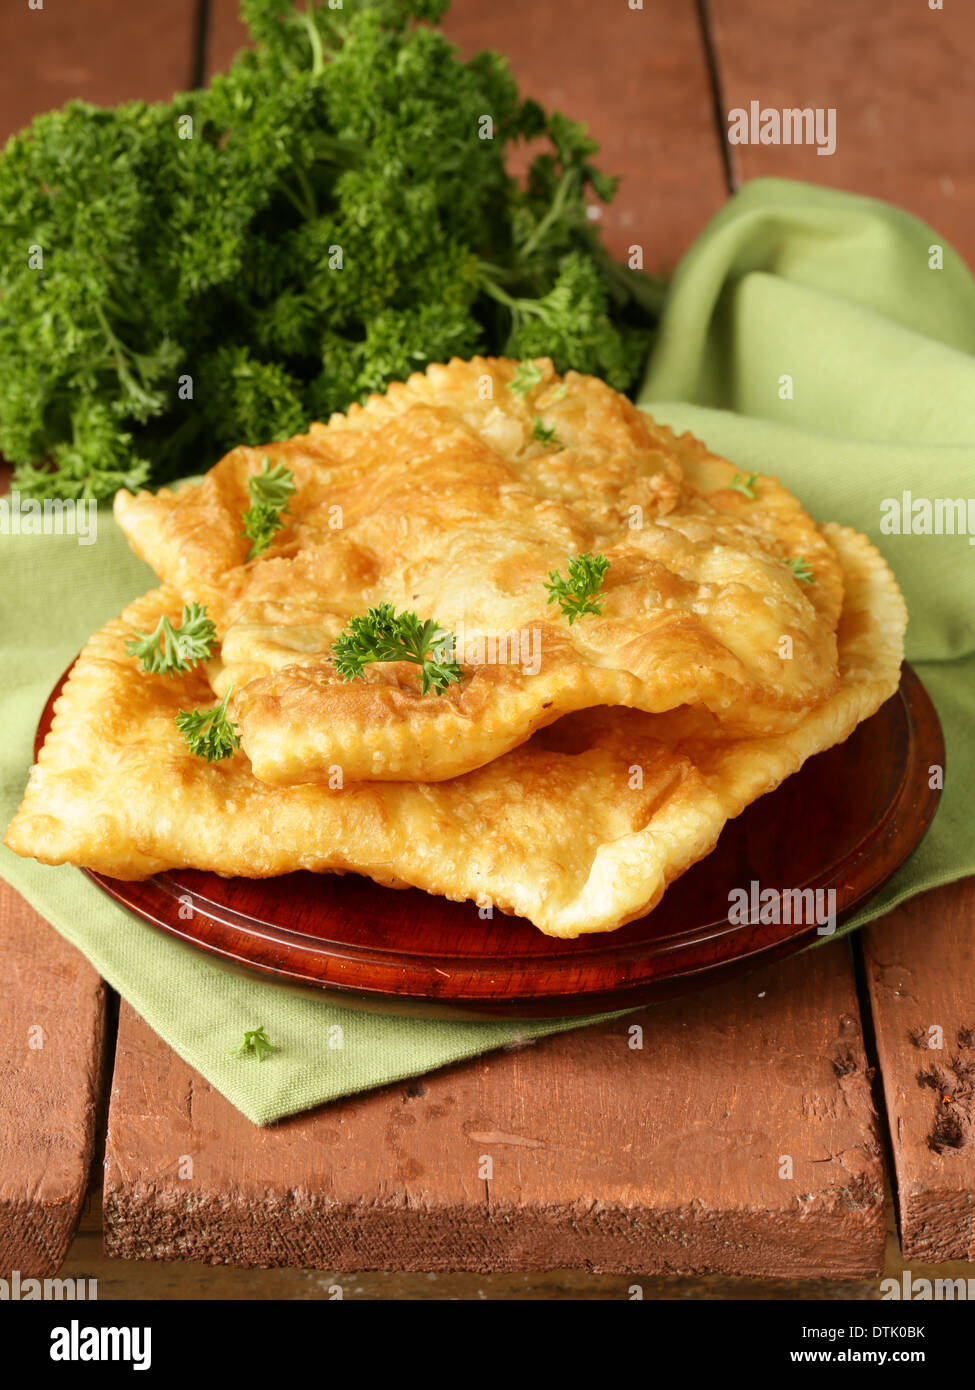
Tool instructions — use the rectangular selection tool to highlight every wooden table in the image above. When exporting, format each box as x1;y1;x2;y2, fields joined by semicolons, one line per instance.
2;0;974;1297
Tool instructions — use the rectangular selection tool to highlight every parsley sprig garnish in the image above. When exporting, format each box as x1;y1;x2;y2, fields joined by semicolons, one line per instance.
331;603;463;696
785;556;814;584
507;361;544;397
544;553;611;624
126;602;216;675
532;417;560;447
175;686;241;762
241;456;296;560
2;6;657;503
231;1026;276;1063
730;472;758;498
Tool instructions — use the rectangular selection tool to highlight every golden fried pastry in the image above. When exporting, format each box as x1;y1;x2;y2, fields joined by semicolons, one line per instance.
4;526;904;938
114;358;845;785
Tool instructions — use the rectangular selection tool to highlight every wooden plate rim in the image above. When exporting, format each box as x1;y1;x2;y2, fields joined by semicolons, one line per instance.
35;662;944;1016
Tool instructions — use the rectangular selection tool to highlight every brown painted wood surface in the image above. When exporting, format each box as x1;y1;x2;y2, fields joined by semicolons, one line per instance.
104;944;885;1276
708;0;975;1276
0;0;198;1283
0;468;106;1278
0;0;199;136
0;887;106;1278
862;882;975;1263
709;0;975;263
65;1185;972;1298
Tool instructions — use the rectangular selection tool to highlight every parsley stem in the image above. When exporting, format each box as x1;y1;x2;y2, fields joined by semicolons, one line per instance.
519;167;580;260
297;9;325;77
479;275;548;319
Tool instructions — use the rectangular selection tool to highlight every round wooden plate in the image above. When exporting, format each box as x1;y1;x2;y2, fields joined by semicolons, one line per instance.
37;664;943;1019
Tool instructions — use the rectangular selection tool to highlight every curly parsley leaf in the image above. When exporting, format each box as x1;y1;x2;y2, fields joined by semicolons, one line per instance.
241;456;296;559
507;360;544;397
486;252;648;394
532;417;560;447
175;686;241;762
729;472;758;499
126;602;216;675
784;556;814;584
0;1;658;500
231;1025;276;1063
544;552;610;624
332;602;463;695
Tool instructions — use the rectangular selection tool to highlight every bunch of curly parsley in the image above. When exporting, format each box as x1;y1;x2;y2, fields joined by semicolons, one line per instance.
0;0;662;501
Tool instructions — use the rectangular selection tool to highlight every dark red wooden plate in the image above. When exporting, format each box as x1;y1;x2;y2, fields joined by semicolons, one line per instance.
37;664;943;1019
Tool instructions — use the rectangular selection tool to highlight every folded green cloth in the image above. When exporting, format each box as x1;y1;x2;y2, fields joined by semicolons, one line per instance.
2;178;972;1125
638;177;975;933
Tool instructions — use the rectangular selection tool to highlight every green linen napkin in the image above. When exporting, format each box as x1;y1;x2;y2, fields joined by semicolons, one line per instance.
638;177;975;925
0;521;596;1125
2;177;972;1125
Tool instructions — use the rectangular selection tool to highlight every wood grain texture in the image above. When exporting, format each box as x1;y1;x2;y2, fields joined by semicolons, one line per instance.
104;942;885;1277
1;448;106;1277
708;0;975;264
0;884;106;1278
0;0;198;141
862;881;975;1262
0;2;197;1283
61;1184;975;1298
206;0;729;270
705;0;975;1262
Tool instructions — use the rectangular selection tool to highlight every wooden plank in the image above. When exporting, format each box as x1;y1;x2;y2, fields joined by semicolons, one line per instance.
0;468;106;1279
862;881;975;1262
64;1182;975;1298
708;0;975;264
0;0;199;1279
206;0;728;270
0;0;199;141
0;885;106;1278
706;0;975;1262
104;943;885;1277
